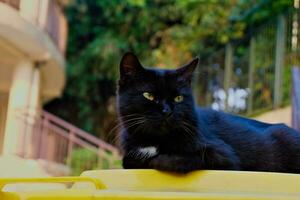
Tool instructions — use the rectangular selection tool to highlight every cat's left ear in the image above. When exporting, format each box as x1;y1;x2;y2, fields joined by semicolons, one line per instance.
120;52;144;80
176;58;199;83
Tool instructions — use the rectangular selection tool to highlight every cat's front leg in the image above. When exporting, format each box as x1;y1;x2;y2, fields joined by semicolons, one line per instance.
204;141;241;170
122;146;158;169
149;154;202;173
148;143;240;173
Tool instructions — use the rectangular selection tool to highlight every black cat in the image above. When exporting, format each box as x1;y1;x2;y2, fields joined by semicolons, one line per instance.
117;52;300;173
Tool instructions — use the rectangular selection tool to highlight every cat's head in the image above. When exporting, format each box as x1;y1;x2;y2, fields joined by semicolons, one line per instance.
117;52;199;136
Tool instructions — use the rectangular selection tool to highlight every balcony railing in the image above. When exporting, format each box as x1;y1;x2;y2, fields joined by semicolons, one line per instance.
17;110;121;175
0;0;67;54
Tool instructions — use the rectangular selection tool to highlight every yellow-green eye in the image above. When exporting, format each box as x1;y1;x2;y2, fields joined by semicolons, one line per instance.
143;92;154;101
174;95;184;103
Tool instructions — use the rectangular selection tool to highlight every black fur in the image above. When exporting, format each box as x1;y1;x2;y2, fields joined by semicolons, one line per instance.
117;52;300;173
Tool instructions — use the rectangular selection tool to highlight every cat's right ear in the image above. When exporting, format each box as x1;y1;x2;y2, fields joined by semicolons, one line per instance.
120;52;144;81
176;57;199;83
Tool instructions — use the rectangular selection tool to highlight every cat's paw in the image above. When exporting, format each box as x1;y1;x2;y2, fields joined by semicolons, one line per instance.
126;146;158;162
137;146;158;159
149;155;199;173
123;147;157;169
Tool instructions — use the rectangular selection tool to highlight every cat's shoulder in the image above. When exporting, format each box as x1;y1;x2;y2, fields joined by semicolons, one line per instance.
195;107;227;121
195;107;272;130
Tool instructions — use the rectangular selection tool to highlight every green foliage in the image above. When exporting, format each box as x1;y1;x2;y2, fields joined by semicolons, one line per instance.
70;148;98;175
70;148;122;175
230;0;292;26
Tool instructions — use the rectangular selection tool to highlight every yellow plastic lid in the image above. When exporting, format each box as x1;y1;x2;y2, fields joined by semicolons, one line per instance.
1;170;300;199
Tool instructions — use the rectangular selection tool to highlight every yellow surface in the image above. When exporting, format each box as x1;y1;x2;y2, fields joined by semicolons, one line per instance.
0;176;106;190
1;170;300;199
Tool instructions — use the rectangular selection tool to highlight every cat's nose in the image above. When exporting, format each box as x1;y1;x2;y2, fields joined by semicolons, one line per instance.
162;105;172;117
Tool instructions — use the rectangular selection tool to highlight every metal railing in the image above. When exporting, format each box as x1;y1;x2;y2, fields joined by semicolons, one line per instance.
196;7;299;116
18;110;121;175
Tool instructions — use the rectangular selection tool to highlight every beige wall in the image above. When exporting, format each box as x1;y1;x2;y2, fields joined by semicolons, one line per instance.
253;106;291;126
0;93;8;154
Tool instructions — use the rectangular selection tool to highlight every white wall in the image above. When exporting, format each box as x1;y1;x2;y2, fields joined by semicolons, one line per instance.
253;106;291;126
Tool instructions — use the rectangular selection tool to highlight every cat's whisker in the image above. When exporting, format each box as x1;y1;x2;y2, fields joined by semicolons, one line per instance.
132;120;147;135
181;121;198;144
106;117;147;145
108;117;145;134
179;123;195;143
181;121;196;131
120;112;148;120
124;119;146;130
121;115;145;121
182;120;198;132
121;115;143;120
201;142;207;165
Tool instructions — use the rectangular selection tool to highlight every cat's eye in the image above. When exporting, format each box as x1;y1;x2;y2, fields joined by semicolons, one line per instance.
174;95;184;103
143;92;155;101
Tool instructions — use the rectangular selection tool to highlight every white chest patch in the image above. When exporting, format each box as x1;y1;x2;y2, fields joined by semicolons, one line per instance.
138;146;158;158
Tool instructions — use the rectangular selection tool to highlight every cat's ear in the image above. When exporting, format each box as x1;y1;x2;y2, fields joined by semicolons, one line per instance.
176;57;199;83
120;52;144;79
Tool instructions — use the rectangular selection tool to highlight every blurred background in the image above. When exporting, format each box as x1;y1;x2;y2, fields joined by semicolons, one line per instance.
0;0;299;177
